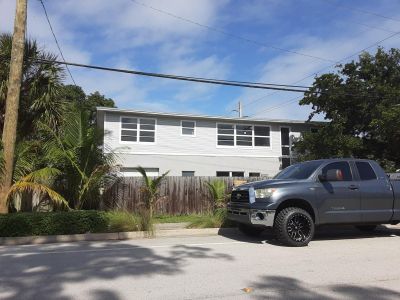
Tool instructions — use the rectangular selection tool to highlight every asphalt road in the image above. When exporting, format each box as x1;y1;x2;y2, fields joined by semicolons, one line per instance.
1;225;400;300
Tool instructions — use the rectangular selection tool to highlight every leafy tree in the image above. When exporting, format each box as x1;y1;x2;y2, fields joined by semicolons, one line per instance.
60;86;115;124
294;48;400;171
86;91;115;124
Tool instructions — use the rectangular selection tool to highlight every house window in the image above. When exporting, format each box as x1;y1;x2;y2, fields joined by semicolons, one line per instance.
121;117;137;142
216;171;230;177
232;171;245;177
217;124;270;147
216;171;244;177
181;120;196;136
119;167;159;177
182;171;195;177
249;172;261;177
236;125;253;146
217;124;234;146
121;117;155;143
254;126;270;147
281;127;291;169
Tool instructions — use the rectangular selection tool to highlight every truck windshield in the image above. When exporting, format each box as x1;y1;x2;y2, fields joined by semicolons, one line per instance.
273;161;323;180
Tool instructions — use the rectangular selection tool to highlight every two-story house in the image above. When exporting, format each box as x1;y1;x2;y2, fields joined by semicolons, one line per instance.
97;107;317;177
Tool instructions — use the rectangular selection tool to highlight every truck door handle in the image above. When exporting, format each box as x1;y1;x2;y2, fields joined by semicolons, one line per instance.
348;185;359;190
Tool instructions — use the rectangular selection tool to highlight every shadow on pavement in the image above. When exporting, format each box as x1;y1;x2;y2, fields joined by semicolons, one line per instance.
249;275;400;299
219;224;400;245
0;240;234;300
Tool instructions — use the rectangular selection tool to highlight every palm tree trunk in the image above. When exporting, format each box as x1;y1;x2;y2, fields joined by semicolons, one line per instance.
0;0;27;214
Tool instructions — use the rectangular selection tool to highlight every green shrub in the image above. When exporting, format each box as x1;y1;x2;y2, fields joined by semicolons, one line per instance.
0;210;139;237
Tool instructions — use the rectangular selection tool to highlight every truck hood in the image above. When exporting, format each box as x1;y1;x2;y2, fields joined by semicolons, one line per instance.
235;179;302;190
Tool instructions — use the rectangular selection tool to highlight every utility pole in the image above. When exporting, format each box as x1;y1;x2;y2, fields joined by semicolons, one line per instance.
233;101;243;118
0;0;27;214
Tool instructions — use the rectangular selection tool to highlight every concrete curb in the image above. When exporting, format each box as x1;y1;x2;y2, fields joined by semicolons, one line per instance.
0;227;238;246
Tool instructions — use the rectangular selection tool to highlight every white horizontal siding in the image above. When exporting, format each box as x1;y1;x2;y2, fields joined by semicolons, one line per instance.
104;111;311;158
115;153;281;177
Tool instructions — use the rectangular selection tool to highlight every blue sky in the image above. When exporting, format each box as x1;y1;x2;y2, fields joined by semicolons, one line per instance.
1;0;400;120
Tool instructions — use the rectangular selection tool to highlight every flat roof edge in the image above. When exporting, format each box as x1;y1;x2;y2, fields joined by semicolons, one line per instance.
96;106;325;124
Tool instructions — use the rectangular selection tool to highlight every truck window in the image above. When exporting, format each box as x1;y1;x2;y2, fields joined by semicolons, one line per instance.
355;162;377;180
322;162;353;181
274;160;322;180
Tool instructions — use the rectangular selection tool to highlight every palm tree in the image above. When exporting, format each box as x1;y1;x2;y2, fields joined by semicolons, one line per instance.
205;180;227;212
0;141;69;211
39;108;117;209
0;33;66;139
137;166;169;219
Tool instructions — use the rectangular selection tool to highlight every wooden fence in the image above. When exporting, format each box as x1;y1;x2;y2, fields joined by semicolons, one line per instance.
102;176;268;215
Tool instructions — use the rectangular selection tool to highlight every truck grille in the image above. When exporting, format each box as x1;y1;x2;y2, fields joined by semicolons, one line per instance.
231;190;249;203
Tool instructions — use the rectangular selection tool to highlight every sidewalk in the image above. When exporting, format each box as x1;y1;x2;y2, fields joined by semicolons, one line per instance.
0;223;237;246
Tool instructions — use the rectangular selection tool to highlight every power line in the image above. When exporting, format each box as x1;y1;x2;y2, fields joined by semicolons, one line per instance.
326;0;400;23
1;54;396;101
251;97;301;117
128;0;334;63
38;0;77;85
244;30;400;113
30;57;312;93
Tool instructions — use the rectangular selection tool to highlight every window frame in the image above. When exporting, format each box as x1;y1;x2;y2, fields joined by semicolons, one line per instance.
216;122;271;149
181;120;196;137
120;116;157;144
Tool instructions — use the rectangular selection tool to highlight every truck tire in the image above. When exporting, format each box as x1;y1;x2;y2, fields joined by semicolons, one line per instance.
274;207;315;247
355;225;377;232
238;223;264;237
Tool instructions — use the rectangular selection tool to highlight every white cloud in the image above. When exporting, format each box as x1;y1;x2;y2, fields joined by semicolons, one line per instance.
233;15;400;121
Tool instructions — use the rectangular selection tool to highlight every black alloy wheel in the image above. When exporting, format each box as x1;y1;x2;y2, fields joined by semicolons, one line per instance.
287;213;312;243
274;207;315;247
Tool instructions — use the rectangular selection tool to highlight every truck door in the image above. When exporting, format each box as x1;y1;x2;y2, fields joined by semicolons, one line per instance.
355;161;394;223
317;161;361;224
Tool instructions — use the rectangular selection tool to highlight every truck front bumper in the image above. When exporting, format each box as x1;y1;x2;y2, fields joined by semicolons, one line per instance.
227;207;275;227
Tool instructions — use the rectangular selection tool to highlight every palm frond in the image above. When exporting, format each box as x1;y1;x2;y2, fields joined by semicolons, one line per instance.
20;167;61;184
7;182;69;209
152;170;170;189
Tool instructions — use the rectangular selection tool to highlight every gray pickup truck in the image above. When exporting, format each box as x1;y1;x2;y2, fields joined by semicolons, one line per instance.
227;159;400;247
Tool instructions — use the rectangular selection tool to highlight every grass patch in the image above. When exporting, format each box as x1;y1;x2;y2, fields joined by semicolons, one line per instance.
186;214;234;229
154;214;205;224
155;211;235;229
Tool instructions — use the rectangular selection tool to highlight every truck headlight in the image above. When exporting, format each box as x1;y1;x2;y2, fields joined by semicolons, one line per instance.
254;188;276;198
